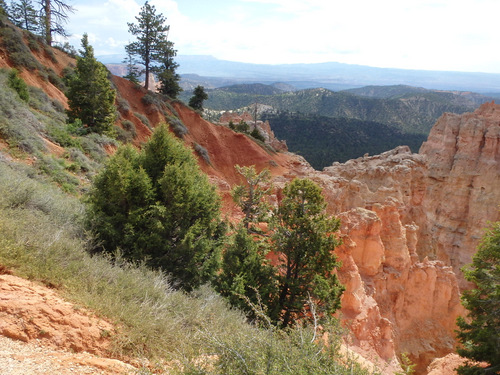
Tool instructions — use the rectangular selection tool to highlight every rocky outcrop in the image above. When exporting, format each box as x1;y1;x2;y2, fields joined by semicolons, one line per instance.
0;274;114;355
419;101;500;288
218;111;288;152
313;103;500;373
324;162;463;373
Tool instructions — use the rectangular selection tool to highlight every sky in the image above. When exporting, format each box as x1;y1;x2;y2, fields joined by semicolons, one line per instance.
60;0;500;74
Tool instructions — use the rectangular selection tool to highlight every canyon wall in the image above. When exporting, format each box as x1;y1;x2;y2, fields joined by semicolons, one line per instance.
419;101;500;288
312;102;500;373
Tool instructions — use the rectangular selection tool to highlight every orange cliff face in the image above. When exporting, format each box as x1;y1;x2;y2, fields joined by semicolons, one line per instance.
308;103;499;373
419;102;500;289
316;147;463;373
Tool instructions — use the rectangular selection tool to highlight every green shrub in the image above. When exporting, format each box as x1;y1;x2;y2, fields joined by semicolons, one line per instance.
236;120;249;133
7;68;29;101
168;115;188;138
78;135;108;163
0;24;40;71
47;68;65;91
46;124;82;149
35;154;80;192
193;143;210;164
134;112;151;129
250;127;265;142
27;86;66;123
25;31;41;52
114;125;134;143
141;92;171;116
66;148;97;173
115;120;136;143
116;97;130;113
0;70;45;153
141;92;158;106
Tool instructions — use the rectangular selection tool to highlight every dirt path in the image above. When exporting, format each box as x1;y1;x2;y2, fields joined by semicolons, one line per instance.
0;335;134;374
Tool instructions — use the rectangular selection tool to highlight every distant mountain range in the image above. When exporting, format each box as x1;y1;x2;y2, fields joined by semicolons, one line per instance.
101;54;500;94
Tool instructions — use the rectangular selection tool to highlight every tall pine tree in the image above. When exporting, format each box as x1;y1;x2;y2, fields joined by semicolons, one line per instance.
189;85;209;112
38;0;74;45
126;1;179;93
271;178;344;328
216;225;277;319
66;33;116;134
9;0;39;32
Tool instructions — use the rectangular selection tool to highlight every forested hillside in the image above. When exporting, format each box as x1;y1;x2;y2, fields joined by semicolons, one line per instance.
194;83;488;168
262;112;427;169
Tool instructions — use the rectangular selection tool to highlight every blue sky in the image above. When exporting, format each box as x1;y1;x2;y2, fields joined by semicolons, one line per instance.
61;0;500;73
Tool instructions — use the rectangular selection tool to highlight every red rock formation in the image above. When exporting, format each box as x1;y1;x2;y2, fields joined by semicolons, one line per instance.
0;274;114;355
419;102;500;289
317;146;466;373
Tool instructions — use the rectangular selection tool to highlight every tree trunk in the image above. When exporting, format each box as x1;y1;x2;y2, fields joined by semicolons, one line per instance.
44;0;51;45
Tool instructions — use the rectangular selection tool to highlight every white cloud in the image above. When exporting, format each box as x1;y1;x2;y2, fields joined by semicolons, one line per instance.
65;0;500;73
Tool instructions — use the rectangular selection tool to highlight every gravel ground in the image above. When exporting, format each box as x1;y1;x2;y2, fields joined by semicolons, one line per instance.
0;333;135;374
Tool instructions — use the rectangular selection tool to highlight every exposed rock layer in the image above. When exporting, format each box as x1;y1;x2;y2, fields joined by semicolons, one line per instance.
419;102;500;288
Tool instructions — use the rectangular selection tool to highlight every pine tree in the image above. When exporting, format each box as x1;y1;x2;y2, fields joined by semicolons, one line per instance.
216;225;277;318
37;0;74;45
456;221;500;375
153;38;181;98
122;44;140;84
9;0;39;32
66;33;116;134
231;165;272;232
86;145;154;259
87;125;225;290
271;178;344;328
126;1;179;92
188;85;208;111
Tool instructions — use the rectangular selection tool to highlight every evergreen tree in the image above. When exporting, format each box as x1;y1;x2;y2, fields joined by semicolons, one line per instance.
216;225;277;319
87;125;225;290
126;1;179;92
37;0;74;45
188;85;208;111
152;38;181;98
270;178;344;328
122;43;140;84
86;145;154;259
456;221;500;375
9;0;39;32
66;33;116;134
231;165;272;232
